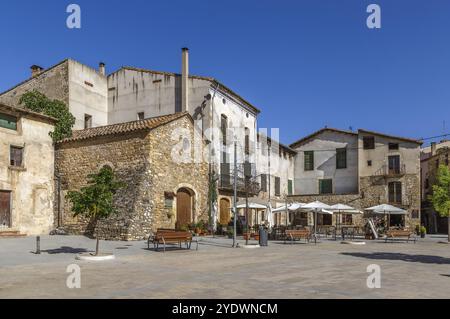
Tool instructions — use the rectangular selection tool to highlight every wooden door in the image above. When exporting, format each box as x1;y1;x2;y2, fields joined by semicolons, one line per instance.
0;191;11;228
176;189;192;229
219;198;231;226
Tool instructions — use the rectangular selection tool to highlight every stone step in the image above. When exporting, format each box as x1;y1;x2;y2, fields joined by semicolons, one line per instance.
0;230;27;238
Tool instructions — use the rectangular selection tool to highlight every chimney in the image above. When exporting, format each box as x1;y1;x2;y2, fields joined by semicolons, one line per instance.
30;65;44;78
181;48;189;112
431;142;436;156
99;62;106;76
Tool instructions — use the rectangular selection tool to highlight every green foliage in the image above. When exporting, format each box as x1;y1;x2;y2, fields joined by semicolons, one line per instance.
429;165;450;218
67;166;126;221
19;90;76;142
420;226;427;234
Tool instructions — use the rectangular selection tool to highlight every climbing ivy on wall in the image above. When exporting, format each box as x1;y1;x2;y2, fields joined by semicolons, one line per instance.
19;90;75;142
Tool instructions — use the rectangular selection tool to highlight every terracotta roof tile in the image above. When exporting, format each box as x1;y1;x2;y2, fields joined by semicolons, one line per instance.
58;112;190;143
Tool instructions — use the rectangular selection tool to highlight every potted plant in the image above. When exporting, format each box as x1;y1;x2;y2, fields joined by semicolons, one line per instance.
420;226;427;238
227;230;234;239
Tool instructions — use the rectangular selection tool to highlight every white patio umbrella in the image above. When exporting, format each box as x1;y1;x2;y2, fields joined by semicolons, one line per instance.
365;204;407;229
301;201;333;243
236;200;268;229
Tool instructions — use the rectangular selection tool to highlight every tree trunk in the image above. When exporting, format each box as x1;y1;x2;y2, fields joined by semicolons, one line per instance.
448;216;450;243
95;236;100;256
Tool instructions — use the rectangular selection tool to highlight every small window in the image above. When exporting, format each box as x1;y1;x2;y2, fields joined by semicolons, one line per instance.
275;176;281;196
0;113;17;131
336;148;347;169
84;114;92;129
389;143;399;150
436;159;439;168
288;179;293;195
367;160;372;166
363;136;375;150
164;192;174;208
319;179;333;194
10;146;23;167
137;112;145;120
304;151;314;171
342;214;353;225
425;178;429;189
260;174;267;192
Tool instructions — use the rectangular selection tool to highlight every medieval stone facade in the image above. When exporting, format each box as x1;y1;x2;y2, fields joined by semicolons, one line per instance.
55;113;209;240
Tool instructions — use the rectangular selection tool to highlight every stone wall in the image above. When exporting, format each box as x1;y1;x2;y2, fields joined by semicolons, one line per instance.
55;115;209;240
0;61;69;107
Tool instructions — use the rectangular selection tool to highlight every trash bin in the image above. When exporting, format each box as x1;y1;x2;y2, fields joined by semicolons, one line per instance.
259;226;268;246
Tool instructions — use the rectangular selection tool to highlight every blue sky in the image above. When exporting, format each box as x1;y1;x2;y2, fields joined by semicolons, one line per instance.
0;0;449;146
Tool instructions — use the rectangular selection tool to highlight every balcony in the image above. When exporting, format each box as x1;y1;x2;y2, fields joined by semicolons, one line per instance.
219;162;260;195
373;164;406;177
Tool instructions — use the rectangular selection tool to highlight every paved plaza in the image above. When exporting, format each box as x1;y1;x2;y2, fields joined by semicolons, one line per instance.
0;235;449;298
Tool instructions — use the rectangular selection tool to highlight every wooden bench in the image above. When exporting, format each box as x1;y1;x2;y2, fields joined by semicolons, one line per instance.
385;229;416;243
150;230;198;252
284;229;311;244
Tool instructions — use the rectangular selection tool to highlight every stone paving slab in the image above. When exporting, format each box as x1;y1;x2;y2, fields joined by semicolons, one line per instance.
0;235;449;298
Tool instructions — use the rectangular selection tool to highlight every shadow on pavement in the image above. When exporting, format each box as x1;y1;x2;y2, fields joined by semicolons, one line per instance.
341;252;450;265
40;246;89;254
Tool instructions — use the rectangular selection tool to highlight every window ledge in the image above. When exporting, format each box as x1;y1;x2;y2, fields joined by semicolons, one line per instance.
8;166;26;172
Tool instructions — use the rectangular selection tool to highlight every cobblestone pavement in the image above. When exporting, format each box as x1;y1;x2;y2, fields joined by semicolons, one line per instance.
0;235;449;298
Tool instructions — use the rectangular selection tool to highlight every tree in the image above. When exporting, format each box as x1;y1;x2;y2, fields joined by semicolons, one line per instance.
19;90;76;142
429;164;450;242
67;166;125;255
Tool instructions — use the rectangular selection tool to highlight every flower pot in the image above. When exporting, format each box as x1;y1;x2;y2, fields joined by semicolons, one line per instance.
420;233;426;238
243;233;250;240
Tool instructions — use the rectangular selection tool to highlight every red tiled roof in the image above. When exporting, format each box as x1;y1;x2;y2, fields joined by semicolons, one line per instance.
58;112;190;143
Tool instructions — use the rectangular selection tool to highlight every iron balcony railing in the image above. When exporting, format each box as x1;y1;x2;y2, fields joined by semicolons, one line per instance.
373;163;406;177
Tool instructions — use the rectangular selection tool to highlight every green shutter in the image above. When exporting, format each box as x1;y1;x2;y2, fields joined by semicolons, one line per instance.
0;113;17;130
319;179;332;194
304;151;314;171
336;148;347;169
288;180;293;195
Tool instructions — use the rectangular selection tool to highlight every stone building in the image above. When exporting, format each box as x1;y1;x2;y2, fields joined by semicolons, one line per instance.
421;144;450;234
0;59;108;130
0;103;56;236
55;112;209;240
288;128;422;229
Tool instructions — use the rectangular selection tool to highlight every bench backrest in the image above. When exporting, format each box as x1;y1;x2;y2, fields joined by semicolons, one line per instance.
155;231;192;240
387;230;411;236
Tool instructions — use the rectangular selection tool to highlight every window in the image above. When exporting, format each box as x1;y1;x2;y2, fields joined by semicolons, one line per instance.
137;112;145;120
220;163;230;186
336;148;347;169
0;113;17;131
436;159;440;168
84;114;92;129
388;155;401;174
10;146;23;167
304;151;314;171
288;179;293;195
275;177;281;196
388;182;402;204
425;178;429;189
260;174;267;192
389;143;399;150
319;179;332;194
342;214;353;225
363;136;375;149
221;115;227;146
367;160;372;166
164;192;174;208
244;127;250;155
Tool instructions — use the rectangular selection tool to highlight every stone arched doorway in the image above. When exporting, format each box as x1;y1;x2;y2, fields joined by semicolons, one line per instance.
176;188;193;229
219;198;231;226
